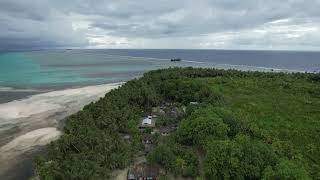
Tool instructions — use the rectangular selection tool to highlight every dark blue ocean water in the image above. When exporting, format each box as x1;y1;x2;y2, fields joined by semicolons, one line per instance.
85;49;320;72
0;49;319;90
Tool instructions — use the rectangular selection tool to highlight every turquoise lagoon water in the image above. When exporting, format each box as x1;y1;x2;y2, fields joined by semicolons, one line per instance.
0;50;203;89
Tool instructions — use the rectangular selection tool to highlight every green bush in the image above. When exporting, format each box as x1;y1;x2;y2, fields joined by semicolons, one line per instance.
204;135;278;179
262;159;310;179
147;145;176;170
147;143;199;178
176;106;229;146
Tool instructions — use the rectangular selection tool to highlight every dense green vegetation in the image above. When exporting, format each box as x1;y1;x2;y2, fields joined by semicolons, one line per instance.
35;67;320;179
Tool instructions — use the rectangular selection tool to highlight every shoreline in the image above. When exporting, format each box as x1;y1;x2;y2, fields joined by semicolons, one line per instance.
0;82;123;179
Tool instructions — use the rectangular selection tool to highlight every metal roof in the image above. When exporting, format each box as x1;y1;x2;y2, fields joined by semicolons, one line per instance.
142;118;152;125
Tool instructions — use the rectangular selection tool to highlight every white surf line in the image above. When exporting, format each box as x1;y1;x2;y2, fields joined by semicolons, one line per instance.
209;62;306;73
181;60;205;64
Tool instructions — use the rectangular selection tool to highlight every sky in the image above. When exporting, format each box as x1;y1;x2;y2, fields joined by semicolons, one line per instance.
0;0;320;50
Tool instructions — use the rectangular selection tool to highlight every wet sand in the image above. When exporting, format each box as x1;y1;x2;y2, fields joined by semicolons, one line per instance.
0;82;123;180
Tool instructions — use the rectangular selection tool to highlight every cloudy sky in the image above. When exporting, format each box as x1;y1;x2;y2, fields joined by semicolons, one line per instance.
0;0;320;50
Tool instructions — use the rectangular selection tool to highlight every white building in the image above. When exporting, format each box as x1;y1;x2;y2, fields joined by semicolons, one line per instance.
142;117;152;125
139;116;155;128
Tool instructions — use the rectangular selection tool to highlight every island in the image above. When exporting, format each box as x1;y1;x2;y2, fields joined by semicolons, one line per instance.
34;67;320;179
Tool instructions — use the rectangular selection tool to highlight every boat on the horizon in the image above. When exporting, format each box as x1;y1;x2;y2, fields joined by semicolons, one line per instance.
170;58;181;62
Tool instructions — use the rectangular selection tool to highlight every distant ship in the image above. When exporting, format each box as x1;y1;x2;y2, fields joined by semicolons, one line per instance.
170;58;181;62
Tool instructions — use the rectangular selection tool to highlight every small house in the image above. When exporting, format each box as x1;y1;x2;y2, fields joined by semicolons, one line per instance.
139;117;156;129
143;117;152;126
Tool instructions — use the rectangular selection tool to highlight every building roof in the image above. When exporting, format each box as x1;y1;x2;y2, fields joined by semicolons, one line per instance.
142;117;152;125
190;101;199;105
139;117;156;128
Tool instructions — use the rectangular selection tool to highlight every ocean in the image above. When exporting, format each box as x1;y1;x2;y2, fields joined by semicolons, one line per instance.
1;49;319;90
0;50;200;90
85;49;320;72
1;49;320;104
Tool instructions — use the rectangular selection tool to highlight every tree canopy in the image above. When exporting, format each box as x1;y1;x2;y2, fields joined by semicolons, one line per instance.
35;67;319;179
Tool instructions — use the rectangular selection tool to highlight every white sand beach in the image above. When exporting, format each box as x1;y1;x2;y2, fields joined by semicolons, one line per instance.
0;128;62;159
0;82;123;178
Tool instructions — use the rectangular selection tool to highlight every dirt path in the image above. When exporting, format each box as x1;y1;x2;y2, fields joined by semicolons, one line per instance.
113;168;129;180
196;149;205;178
112;156;146;180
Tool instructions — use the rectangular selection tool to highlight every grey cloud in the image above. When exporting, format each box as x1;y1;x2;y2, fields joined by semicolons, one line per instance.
0;0;52;21
0;0;319;50
86;0;320;38
0;0;88;50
